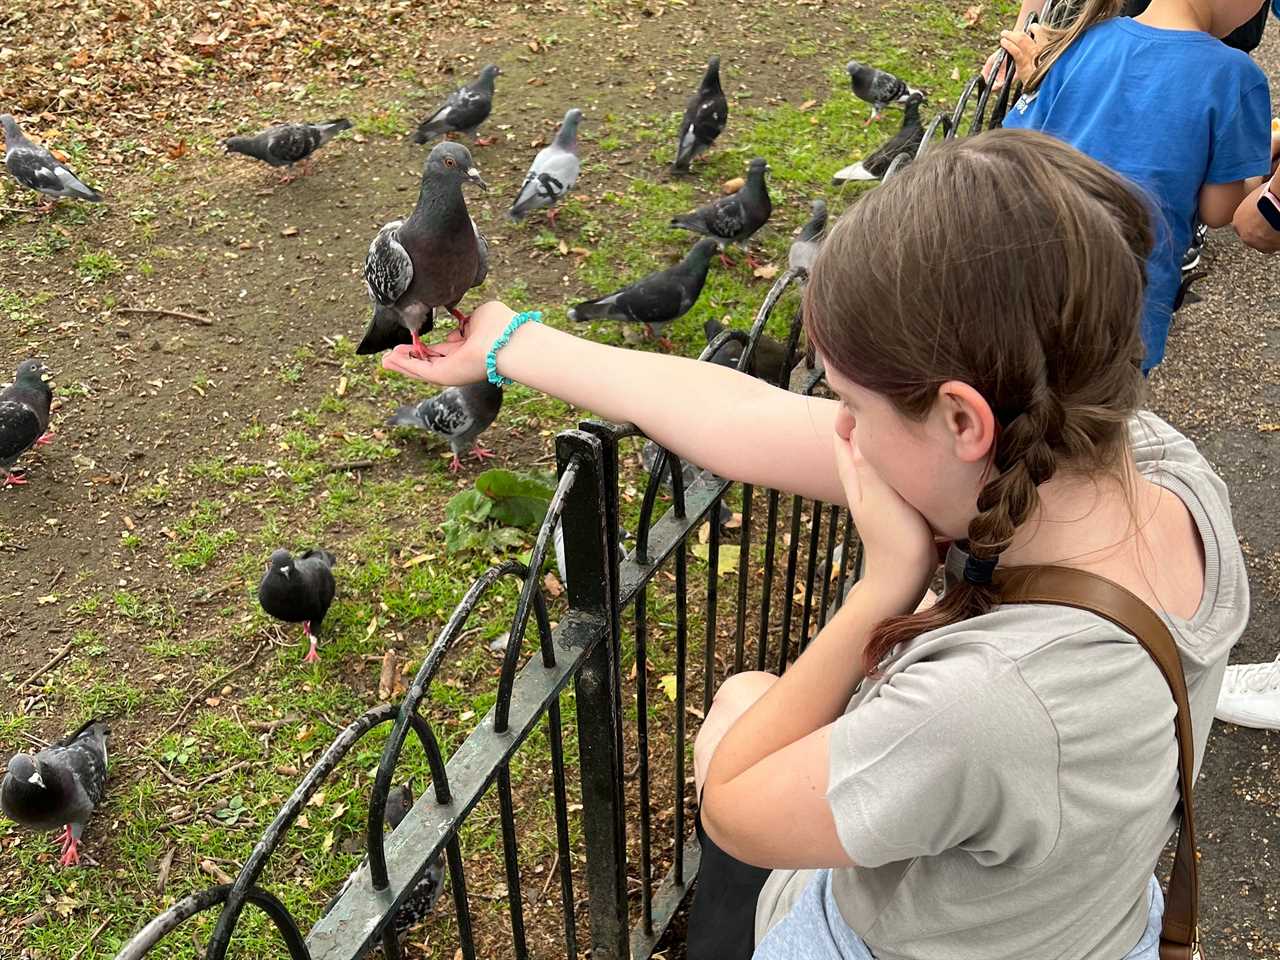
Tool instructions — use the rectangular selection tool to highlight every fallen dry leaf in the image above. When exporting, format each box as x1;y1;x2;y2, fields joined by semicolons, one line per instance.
377;649;405;701
963;4;983;26
281;226;299;238
544;572;564;597
721;176;745;195
753;263;779;280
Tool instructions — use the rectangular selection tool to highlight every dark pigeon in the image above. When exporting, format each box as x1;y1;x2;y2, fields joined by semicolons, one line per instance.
673;56;728;173
509;108;583;225
413;65;502;145
832;93;925;183
224;119;352;179
788;199;827;277
2;718;110;867
640;441;733;529
0;359;53;488
322;784;445;940
359;142;489;359
387;381;504;473
703;317;791;386
1;115;101;203
258;548;337;663
670;158;771;267
846;61;924;124
568;238;719;349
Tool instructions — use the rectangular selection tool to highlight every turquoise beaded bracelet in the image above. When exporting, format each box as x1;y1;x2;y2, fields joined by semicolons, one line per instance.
485;311;543;387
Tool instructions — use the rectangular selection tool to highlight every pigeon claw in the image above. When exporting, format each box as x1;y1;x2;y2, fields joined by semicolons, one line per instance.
449;455;464;473
447;307;471;337
35;432;54;447
473;136;497;147
546;207;561;227
718;252;736;269
3;472;28;487
409;330;442;361
57;829;80;867
470;446;496;462
657;337;676;352
303;628;319;664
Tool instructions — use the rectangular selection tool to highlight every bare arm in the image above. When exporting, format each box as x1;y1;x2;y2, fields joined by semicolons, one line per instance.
1200;177;1267;228
1233;174;1280;253
381;300;848;504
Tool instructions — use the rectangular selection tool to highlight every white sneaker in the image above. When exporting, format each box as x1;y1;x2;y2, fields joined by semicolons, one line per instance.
1215;656;1280;730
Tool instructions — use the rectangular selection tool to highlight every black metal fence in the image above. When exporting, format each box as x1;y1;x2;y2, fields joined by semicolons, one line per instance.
111;22;1055;959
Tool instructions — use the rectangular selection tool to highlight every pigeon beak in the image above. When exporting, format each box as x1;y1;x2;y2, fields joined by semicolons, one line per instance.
466;168;488;191
27;770;45;788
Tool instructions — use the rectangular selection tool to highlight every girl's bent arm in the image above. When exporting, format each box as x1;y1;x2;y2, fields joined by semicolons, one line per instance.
384;300;849;505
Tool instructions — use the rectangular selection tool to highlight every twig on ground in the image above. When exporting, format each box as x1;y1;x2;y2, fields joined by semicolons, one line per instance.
69;917;111;960
155;846;176;895
191;758;252;790
151;759;187;787
116;307;216;327
200;858;234;884
324;459;378;473
18;730;48;749
539;852;559;899
47;566;65;591
18;639;75;689
158;641;267;738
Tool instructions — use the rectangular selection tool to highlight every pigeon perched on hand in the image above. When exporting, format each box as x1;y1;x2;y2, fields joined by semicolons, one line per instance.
509;108;583;225
673;56;728;173
832;94;926;183
258;548;337;664
358;142;489;360
387;381;503;473
413;65;502;146
788;199;827;277
1;115;102;206
1;359;53;488
224;119;352;181
2;719;109;867
846;61;924;124
703;317;791;385
670;158;772;268
569;237;719;349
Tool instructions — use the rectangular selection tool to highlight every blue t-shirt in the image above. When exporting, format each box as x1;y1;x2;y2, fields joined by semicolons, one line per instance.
1003;17;1270;369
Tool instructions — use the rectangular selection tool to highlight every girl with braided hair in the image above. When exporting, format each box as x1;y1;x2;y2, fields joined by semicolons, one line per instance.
379;129;1247;959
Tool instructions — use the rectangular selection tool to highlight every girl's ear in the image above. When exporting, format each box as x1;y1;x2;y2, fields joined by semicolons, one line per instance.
936;380;997;464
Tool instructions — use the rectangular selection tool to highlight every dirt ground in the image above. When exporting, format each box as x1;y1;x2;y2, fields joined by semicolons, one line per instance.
0;0;1278;957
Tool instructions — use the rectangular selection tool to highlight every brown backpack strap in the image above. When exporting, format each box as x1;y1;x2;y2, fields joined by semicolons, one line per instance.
993;565;1200;960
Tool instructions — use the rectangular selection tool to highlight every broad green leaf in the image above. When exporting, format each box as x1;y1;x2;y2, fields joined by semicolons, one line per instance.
476;468;554;529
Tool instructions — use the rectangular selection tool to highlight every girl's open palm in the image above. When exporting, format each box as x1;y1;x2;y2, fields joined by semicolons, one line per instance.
381;300;516;386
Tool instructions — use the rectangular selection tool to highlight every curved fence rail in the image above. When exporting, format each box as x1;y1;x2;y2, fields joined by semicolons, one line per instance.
110;19;1061;959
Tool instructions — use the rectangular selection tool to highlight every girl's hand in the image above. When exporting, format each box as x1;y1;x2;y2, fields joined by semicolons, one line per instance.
832;430;937;614
998;28;1040;85
381;300;516;386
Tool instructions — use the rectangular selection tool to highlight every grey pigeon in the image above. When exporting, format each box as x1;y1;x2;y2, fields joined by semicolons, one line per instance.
387;381;503;473
670;158;771;268
673;56;728;173
846;61;924;124
832;93;926;183
509;108;583;225
413;65;502;145
568;238;719;349
0;359;53;488
788;199;827;277
322;784;445;940
2;718;109;867
358;142;489;359
224;119;352;179
703;317;790;385
258;548;337;663
0;115;101;204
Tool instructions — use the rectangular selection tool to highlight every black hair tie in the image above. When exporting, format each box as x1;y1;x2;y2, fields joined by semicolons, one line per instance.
959;541;999;586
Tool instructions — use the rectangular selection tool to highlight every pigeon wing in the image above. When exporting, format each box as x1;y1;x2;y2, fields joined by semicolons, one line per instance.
692;95;727;144
268;125;318;165
472;221;490;288
6;146;90;198
870;71;908;106
0;400;40;464
613;274;690;324
418;390;475;439
706;195;746;239
365;221;413;306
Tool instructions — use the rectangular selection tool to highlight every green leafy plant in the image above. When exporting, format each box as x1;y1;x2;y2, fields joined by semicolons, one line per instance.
161;735;197;766
215;795;248;825
442;469;556;555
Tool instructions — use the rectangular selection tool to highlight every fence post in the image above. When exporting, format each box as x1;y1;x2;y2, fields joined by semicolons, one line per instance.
558;427;629;958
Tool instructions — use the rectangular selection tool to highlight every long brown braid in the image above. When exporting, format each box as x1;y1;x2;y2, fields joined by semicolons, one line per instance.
805;129;1151;673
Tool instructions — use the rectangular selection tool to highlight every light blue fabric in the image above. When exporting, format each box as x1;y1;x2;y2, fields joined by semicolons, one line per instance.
754;872;1164;960
1002;17;1270;371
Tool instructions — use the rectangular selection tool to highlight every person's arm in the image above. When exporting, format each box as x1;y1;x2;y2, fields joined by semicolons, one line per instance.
1233;172;1280;252
984;0;1045;83
380;300;848;504
1199;176;1267;227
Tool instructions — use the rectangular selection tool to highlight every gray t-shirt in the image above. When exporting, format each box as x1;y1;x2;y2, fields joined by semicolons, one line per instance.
755;412;1248;960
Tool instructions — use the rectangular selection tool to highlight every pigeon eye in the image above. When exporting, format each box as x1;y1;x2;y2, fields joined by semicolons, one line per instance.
444;156;456;167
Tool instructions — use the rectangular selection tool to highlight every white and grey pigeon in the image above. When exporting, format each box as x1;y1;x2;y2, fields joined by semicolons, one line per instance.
833;94;927;183
568;238;719;349
322;784;445;940
788;199;828;277
224;119;352;180
413;64;502;146
509;108;583;225
846;61;924;124
670;158;772;269
258;548;337;664
1;718;110;867
1;115;102;205
1;359;54;488
359;142;489;359
673;56;728;173
387;380;503;473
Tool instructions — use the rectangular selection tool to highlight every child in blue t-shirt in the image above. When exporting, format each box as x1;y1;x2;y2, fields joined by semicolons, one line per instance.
999;0;1272;372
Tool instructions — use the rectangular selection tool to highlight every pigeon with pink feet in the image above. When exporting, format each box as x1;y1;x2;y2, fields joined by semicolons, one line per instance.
387;380;503;473
2;719;109;867
357;142;488;361
1;359;53;488
258;548;337;663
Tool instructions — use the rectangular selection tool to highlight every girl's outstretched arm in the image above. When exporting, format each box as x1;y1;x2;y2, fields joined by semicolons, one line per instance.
381;300;848;505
